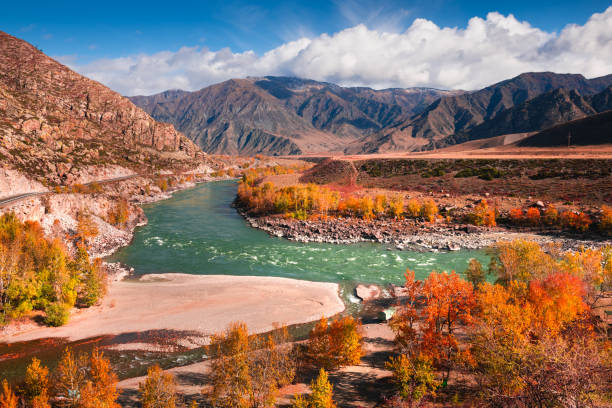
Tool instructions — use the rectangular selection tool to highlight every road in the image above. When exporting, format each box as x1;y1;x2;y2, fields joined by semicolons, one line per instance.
0;174;140;209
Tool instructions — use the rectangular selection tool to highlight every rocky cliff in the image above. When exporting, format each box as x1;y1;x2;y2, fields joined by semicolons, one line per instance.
0;31;202;184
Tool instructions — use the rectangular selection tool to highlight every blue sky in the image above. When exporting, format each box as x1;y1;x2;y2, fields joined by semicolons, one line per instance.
3;1;612;95
4;0;611;63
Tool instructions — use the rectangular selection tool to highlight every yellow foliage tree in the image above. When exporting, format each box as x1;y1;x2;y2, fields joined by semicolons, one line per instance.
139;365;177;408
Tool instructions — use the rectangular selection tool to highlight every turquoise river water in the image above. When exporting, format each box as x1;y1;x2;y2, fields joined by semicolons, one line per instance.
109;180;489;285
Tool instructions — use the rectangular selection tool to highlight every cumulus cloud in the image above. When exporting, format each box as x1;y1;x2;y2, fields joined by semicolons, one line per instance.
65;7;612;95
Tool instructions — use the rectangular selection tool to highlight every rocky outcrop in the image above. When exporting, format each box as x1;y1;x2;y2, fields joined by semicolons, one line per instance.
0;31;202;184
355;284;382;302
0;167;48;196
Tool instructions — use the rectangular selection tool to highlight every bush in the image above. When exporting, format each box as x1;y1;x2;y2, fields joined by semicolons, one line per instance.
44;303;70;326
525;207;541;226
421;198;438;222
600;205;612;234
467;200;496;227
406;199;421;218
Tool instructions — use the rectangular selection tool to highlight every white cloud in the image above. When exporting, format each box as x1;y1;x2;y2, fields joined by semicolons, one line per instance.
65;7;612;95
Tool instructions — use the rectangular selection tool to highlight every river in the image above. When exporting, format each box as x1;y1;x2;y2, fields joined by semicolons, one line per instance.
109;180;488;285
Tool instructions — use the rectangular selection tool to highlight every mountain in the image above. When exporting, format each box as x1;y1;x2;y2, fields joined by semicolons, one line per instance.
354;72;612;153
0;31;201;184
435;88;598;146
518;110;612;147
130;76;457;155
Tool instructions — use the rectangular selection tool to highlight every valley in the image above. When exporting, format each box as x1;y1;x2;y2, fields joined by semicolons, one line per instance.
0;22;611;408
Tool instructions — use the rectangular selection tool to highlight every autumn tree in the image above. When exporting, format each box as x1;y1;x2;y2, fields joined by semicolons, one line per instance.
491;240;556;283
0;379;18;408
55;348;88;408
468;200;496;227
420;271;476;382
385;353;439;407
388;195;404;219
389;270;422;355
208;322;295;408
292;368;336;408
139;365;178;408
406;199;421;218
76;211;98;245
543;205;558;226
208;322;251;408
420;198;438;223
470;281;610;406
307;316;363;370
79;349;120;408
24;358;51;408
107;198;129;227
249;326;296;408
599;205;612;234
464;258;486;288
374;195;387;216
525;207;541;226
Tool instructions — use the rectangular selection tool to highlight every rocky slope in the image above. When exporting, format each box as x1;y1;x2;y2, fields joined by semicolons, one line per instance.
435;86;612;146
355;72;612;153
130;76;456;155
518;109;612;147
0;30;203;185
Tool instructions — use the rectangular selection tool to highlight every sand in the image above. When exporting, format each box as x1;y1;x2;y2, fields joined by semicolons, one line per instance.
1;274;345;345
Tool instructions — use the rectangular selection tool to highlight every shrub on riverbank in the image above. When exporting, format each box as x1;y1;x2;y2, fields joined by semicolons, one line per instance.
237;181;440;222
0;212;106;326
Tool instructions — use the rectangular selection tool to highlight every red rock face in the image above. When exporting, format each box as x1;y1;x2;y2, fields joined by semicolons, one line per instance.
0;31;200;181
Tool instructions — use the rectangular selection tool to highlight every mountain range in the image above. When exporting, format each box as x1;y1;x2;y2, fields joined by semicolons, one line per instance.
129;77;460;155
132;73;612;155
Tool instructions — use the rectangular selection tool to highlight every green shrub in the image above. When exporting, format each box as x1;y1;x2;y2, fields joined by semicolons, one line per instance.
44;303;70;326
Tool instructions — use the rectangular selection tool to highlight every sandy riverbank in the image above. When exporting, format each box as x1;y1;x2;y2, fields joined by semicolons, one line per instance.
1;273;345;347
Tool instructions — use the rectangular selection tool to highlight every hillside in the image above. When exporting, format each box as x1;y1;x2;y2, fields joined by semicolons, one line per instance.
435;87;611;146
130;76;456;155
0;31;202;185
355;72;612;153
518;110;612;147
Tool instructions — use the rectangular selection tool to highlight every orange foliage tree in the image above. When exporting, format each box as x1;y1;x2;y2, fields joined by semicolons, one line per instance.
0;379;18;408
600;205;612;234
391;270;476;383
79;349;120;408
524;207;541;226
307;316;364;370
420;271;476;381
138;365;178;408
24;358;51;408
468;200;496;227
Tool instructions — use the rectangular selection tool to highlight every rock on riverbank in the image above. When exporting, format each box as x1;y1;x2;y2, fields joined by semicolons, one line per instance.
242;212;611;252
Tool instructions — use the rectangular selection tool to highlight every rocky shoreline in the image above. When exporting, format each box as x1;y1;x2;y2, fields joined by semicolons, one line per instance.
239;209;612;253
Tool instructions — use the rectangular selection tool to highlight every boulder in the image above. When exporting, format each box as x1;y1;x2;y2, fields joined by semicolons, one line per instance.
355;284;382;302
